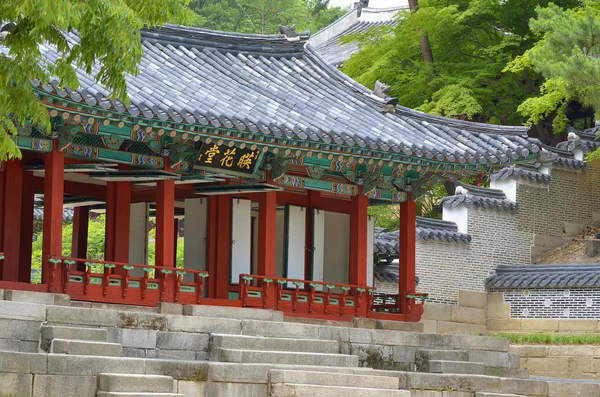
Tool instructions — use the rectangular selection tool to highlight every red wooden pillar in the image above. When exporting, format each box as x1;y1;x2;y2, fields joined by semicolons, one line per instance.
215;195;231;300
206;197;219;298
257;192;276;277
105;182;131;263
2;160;24;281
399;193;418;321
173;219;179;267
0;165;5;258
72;206;89;271
42;146;65;291
18;171;35;282
304;191;317;281
155;179;175;268
349;187;368;286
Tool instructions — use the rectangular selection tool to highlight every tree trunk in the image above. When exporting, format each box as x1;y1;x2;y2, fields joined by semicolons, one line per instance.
407;0;434;63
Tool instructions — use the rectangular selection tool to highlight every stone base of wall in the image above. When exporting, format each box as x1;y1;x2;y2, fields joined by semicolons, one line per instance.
488;292;600;333
512;344;600;380
420;290;487;335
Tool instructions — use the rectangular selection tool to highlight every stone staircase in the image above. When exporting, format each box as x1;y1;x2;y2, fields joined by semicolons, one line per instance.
97;374;183;397
269;369;411;396
0;289;598;397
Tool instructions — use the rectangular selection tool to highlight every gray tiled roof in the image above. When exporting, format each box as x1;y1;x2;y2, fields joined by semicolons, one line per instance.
309;5;402;66
374;216;470;255
486;264;600;289
490;164;551;185
440;183;518;213
33;208;74;221
374;262;419;285
557;127;600;153
4;24;543;165
543;144;586;170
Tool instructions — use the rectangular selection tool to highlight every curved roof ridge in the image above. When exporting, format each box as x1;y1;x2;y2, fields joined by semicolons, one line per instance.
309;8;359;46
487;263;600;289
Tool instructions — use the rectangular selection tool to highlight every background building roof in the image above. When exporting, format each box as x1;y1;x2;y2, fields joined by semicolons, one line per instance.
486;264;600;289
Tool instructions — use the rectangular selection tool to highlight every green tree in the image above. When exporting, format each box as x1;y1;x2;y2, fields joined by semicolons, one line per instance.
506;1;600;134
190;0;347;34
342;0;580;138
0;0;195;160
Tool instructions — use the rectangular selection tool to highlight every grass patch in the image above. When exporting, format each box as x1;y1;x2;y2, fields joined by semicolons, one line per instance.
490;333;600;345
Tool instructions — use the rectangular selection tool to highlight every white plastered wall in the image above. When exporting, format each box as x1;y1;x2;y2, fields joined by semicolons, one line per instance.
129;202;149;277
323;211;350;285
285;205;306;286
275;208;285;277
442;205;469;234
183;198;208;282
231;199;252;284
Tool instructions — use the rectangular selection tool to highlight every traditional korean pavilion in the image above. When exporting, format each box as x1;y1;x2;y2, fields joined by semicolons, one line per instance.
0;22;544;322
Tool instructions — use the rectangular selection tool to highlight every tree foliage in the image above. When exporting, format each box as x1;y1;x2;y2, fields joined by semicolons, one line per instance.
190;0;347;34
506;1;600;132
0;0;195;161
342;0;580;132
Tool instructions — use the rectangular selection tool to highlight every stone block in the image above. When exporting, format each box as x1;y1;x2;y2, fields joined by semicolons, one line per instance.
118;328;157;349
98;373;174;393
468;350;510;368
487;318;521;332
499;378;548;396
557;319;599;332
421;320;438;334
157;349;197;360
207;362;270;383
178;380;205;397
215;347;359;367
211;333;338;354
422;303;452;321
405;373;502;392
196;351;208;360
157;331;209;351
0;300;46;321
520;319;559;332
123;347;147;358
271;383;411;396
53;294;71;306
458;290;487;309
428;360;484;374
183;304;283;321
377;320;423;332
487;292;504;305
392;346;418;364
509;345;548;358
0;318;42;341
158;303;183;315
445;334;509;352
0;373;33;397
0;289;4;299
527;357;569;373
319;325;351;341
412;391;442;397
0;338;20;351
40;325;108;351
547;381;600;397
486;303;510;319
569;356;593;373
145;359;210;380
436;321;487;335
451;306;487;325
353;318;377;329
371;329;417;346
19;340;40;353
269;369;399;389
167;315;241;334
47;306;118;327
241;319;318;339
548;345;595;357
117;312;167;330
32;375;97;397
47;354;146;376
50;339;122;356
0;351;47;373
205;382;267;397
4;290;57;305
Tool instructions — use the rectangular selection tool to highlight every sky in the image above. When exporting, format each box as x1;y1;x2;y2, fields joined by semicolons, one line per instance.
328;0;407;8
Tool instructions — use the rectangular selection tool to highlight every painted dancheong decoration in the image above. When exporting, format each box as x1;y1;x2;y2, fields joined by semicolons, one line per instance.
0;16;546;323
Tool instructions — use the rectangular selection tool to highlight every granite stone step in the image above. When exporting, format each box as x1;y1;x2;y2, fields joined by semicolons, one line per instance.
211;333;339;354
97;393;184;397
427;360;485;375
475;393;526;397
212;347;359;367
98;374;175;393
269;369;399;389
271;384;411;397
416;349;469;362
50;339;122;357
41;325;108;351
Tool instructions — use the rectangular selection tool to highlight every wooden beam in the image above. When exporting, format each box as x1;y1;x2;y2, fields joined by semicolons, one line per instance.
3;160;24;282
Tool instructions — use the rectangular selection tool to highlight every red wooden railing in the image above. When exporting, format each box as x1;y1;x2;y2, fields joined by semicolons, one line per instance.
239;274;379;321
49;257;209;307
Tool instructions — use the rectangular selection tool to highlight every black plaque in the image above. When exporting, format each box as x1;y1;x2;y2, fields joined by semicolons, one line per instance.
196;143;262;176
